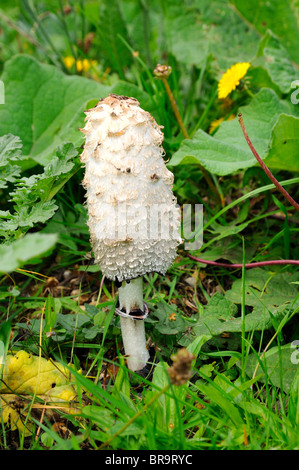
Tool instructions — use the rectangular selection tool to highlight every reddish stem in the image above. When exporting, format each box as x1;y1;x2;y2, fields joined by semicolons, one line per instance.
238;113;299;212
187;254;299;268
187;116;299;271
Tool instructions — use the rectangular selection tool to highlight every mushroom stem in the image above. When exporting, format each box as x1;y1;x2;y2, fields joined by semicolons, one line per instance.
118;277;144;314
118;277;150;372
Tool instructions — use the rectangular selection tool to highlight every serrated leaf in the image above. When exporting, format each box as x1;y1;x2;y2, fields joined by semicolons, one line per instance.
0;164;21;189
0;134;22;167
1;142;80;237
191;293;238;337
15;200;58;228
0;134;23;188
43;142;77;178
55;313;91;333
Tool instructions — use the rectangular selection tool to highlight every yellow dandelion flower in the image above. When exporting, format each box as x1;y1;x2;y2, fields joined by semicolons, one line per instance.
63;56;75;69
76;58;95;73
217;62;250;100
63;56;97;73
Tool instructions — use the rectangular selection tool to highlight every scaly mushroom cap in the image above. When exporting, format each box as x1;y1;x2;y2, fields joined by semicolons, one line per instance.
80;94;182;282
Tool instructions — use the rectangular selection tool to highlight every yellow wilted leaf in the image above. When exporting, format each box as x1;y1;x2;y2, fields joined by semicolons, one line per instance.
0;350;81;435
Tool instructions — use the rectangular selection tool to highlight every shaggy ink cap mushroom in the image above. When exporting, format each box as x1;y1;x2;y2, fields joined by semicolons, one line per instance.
80;94;182;371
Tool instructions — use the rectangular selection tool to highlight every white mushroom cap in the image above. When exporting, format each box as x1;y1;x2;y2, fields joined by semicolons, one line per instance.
80;94;182;282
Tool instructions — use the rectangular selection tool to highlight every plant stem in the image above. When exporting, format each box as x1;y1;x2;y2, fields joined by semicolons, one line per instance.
241;237;246;381
238;113;299;212
58;0;77;61
153;65;221;202
165;77;219;199
187;255;299;268
162;78;189;140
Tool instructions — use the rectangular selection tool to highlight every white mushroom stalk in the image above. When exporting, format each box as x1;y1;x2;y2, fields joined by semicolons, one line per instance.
118;278;149;371
80;94;181;372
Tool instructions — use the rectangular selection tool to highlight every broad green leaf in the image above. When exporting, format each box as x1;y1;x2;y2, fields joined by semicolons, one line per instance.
187;280;298;343
265;114;299;172
164;6;209;69
225;268;299;310
168;88;294;175
244;343;299;393
253;31;296;94
165;0;259;69
0;56;159;168
0;54;110;166
150;303;187;335
0;232;57;273
81;406;115;429
231;0;299;63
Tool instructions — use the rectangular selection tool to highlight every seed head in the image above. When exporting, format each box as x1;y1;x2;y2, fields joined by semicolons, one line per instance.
167;348;195;386
153;64;172;79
